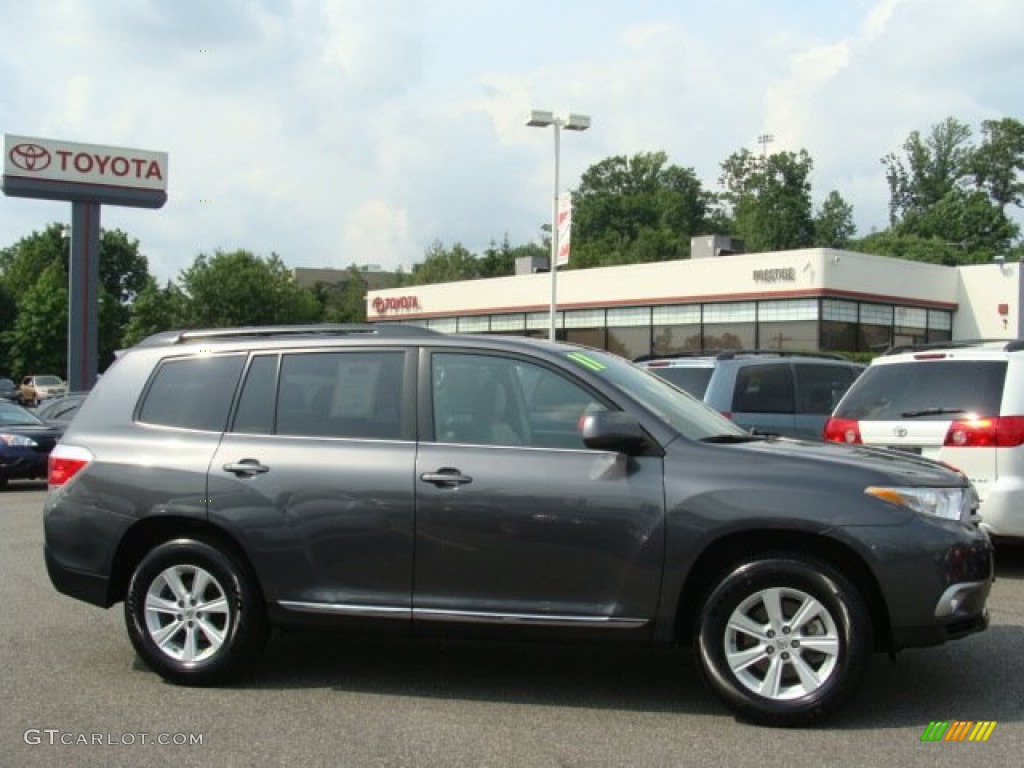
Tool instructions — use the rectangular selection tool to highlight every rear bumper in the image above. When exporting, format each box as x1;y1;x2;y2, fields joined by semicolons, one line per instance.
975;480;1024;538
0;451;48;481
44;546;112;608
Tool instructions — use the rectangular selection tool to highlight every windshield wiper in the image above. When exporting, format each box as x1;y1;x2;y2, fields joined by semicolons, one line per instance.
900;407;965;418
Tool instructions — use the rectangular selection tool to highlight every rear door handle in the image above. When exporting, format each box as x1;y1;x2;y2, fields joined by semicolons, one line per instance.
420;467;473;487
223;459;270;477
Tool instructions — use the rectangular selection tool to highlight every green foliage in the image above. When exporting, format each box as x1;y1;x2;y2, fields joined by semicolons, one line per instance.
121;277;188;347
718;149;815;252
3;262;68;377
880;116;1022;260
411;242;480;285
814;191;856;248
179;250;319;327
311;265;369;323
571;152;716;267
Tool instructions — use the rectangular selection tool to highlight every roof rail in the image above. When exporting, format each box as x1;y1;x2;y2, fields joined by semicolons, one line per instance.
713;349;848;361
137;323;439;347
882;338;1024;355
634;348;848;363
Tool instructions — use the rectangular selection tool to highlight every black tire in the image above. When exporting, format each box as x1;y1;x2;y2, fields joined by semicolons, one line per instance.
695;555;871;727
125;539;268;685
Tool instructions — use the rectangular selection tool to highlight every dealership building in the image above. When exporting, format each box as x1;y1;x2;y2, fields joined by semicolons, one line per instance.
365;242;1022;358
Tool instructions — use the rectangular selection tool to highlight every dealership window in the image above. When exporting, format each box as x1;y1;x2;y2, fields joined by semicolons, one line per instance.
564;309;606;349
757;300;819;351
607;307;652;360
426;317;458;333
490;313;527;333
893;306;928;347
652;305;701;355
457;315;489;333
703;302;755;349
927;310;953;343
859;303;893;352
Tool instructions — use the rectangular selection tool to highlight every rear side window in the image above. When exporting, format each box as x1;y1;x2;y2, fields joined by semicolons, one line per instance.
732;364;795;414
138;355;245;431
794;364;858;415
835;360;1007;420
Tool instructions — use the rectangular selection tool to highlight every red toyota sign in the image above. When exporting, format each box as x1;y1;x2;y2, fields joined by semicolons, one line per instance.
372;296;421;313
4;134;167;191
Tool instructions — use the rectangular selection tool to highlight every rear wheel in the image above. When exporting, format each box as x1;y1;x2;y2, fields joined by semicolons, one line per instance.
695;555;870;727
125;539;268;685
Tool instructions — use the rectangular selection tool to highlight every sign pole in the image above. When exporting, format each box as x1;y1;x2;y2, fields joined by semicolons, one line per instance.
67;201;101;391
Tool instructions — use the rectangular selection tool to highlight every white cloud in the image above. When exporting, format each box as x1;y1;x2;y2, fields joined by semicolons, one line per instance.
0;0;1021;284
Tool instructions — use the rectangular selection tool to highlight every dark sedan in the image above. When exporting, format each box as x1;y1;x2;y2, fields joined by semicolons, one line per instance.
0;401;62;489
35;392;88;430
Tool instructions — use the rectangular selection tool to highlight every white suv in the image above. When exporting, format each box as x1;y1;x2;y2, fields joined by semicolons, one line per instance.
824;340;1024;538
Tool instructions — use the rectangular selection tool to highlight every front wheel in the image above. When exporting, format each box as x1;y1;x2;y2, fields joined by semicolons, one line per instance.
695;556;871;727
125;539;268;685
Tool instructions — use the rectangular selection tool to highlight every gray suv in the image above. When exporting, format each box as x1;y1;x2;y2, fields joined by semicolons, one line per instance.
636;351;864;439
44;325;991;726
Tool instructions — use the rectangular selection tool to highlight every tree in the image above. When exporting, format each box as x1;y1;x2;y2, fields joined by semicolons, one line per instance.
410;242;479;285
478;235;547;278
718;149;816;252
571;152;716;267
122;277;188;347
311;266;369;323
3;262;68;377
878;117;1020;260
814;191;856;248
179;250;319;327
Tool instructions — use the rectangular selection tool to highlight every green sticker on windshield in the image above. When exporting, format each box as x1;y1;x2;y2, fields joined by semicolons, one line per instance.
566;352;606;371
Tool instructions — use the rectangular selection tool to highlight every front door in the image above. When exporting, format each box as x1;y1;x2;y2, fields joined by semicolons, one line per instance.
414;350;665;632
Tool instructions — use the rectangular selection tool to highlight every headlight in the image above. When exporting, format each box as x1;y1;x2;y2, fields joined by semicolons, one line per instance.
0;433;38;447
865;486;972;522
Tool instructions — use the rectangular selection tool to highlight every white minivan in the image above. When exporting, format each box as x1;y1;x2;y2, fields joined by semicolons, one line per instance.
825;339;1024;538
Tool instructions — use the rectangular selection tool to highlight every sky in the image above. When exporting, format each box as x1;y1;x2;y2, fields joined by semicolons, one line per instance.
0;0;1021;283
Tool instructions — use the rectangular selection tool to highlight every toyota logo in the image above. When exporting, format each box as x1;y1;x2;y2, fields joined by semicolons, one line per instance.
8;143;51;172
894;426;908;438
372;297;385;313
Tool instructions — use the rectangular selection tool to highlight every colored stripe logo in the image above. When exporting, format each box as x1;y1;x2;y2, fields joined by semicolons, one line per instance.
920;721;997;742
566;352;606;371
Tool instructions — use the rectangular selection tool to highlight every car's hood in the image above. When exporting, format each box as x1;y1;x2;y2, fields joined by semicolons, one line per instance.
693;434;965;487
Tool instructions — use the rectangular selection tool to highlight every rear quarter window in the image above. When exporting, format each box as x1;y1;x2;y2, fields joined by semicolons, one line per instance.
138;355;246;431
835;360;1007;420
645;367;714;397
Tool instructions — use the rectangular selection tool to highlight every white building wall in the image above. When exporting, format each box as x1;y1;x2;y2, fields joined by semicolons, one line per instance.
367;248;963;321
954;262;1023;339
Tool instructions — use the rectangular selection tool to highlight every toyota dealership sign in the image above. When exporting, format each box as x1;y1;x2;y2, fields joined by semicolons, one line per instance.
3;134;167;208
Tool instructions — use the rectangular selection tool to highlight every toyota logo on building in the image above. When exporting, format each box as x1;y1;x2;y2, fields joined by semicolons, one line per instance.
8;143;52;172
373;296;420;313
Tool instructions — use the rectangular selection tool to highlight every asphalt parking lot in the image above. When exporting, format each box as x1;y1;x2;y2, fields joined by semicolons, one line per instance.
1;482;1021;767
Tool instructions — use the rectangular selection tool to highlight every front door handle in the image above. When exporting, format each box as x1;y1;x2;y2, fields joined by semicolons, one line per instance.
420;467;473;488
223;458;270;477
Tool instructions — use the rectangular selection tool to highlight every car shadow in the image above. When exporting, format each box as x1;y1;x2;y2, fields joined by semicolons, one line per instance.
217;619;1023;730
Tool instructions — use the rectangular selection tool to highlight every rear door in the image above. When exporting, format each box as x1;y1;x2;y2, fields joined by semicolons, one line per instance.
208;348;417;622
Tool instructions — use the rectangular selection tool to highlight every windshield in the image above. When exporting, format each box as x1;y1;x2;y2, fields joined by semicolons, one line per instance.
34;376;63;386
0;401;45;426
561;348;747;440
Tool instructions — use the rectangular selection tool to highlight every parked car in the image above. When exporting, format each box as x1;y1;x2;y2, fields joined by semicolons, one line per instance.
20;374;68;407
0;377;20;404
34;392;88;430
825;338;1024;540
635;350;865;440
0;400;62;489
44;325;991;726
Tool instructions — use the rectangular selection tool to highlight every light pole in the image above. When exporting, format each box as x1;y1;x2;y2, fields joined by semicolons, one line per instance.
527;110;590;341
757;133;775;157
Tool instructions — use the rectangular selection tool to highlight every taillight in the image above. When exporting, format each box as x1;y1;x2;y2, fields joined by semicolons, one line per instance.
944;415;1024;448
824;417;862;444
720;411;733;420
48;445;93;487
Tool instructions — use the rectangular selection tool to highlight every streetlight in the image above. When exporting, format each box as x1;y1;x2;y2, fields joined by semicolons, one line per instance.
757;133;774;157
527;109;591;341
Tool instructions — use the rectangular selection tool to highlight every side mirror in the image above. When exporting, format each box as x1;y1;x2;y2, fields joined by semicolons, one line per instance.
581;411;649;454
